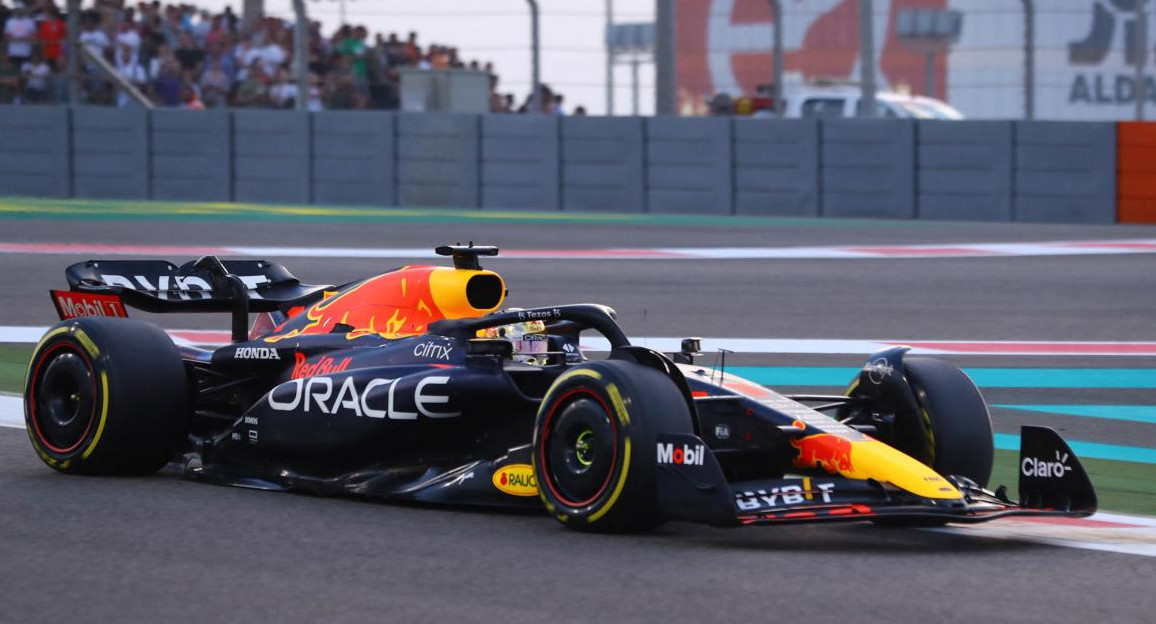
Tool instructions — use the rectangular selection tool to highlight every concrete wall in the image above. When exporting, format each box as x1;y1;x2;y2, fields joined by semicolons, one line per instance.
646;117;732;214
1013;122;1116;224
0;107;70;198
313;111;395;206
232;111;311;204
560;117;645;212
732;118;819;216
481;115;559;210
397;113;478;207
917;121;1012;221
150;109;231;201
821;119;916;219
72;106;149;199
0;106;1130;224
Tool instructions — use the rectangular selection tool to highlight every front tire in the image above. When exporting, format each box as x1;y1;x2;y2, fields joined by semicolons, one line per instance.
902;357;994;487
25;318;191;475
533;359;693;533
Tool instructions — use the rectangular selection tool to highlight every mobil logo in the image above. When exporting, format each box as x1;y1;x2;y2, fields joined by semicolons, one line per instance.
675;0;946;114
791;433;855;475
656;442;706;466
492;464;538;496
51;290;128;320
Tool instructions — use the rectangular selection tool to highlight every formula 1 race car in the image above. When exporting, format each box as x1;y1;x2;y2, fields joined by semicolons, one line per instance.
25;244;1097;532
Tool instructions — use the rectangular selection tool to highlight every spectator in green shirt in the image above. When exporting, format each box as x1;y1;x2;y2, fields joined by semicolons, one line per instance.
339;25;368;85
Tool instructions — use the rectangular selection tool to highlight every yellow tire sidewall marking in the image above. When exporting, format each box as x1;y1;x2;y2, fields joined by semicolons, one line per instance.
587;437;631;524
556;368;602;385
605;383;630;426
74;328;100;359
81;371;110;460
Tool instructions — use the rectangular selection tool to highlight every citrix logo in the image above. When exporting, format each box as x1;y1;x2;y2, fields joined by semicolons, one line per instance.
1021;450;1072;478
656;442;705;466
1070;0;1150;66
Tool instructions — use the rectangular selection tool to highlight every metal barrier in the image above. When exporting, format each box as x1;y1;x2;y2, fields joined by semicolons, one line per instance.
0;106;1123;224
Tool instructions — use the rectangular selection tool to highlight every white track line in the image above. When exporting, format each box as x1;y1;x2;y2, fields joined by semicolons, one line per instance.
5;326;1156;356
0;394;22;429
4;239;1156;260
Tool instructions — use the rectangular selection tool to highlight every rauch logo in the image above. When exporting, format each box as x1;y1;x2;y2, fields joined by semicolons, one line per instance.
492;464;538;496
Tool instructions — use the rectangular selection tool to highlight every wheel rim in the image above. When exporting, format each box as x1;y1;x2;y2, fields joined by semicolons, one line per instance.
29;343;97;454
540;388;618;508
574;429;595;467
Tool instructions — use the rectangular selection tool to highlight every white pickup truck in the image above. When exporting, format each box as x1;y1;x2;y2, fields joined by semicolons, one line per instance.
718;84;965;119
783;86;965;119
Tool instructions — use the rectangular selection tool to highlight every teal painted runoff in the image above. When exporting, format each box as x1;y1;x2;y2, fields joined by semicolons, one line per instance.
993;433;1156;465
728;367;1156;389
995;405;1156;425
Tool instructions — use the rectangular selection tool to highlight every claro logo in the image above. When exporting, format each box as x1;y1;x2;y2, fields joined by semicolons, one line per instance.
492;464;538;496
1021;451;1072;479
267;375;458;419
656;442;705;466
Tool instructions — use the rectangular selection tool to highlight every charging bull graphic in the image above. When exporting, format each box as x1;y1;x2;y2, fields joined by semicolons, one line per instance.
676;0;947;115
266;267;446;342
791;433;856;475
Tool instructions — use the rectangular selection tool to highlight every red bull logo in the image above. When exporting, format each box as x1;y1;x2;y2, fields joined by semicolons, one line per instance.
791;434;855;475
291;353;352;380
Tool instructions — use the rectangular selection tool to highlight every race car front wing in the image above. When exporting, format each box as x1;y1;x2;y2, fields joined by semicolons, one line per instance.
655;426;1098;527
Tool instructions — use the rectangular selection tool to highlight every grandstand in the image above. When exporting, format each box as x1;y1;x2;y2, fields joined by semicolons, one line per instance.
0;0;567;112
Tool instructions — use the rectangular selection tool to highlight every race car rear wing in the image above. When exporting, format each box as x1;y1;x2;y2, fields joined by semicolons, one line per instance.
54;257;329;341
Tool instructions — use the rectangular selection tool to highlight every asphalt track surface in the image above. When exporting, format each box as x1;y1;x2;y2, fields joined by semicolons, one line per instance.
3;213;1156;623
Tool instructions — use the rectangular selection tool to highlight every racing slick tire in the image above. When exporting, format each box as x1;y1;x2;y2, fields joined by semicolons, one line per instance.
901;357;994;487
24;317;191;475
532;359;693;533
871;358;993;528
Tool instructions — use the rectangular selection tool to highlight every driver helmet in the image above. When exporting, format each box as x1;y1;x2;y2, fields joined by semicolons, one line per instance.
479;309;548;364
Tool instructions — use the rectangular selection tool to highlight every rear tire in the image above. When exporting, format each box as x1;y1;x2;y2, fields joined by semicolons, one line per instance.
24;318;191;475
533;359;693;533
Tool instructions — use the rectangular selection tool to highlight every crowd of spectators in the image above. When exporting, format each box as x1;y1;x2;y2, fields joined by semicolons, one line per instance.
0;0;580;113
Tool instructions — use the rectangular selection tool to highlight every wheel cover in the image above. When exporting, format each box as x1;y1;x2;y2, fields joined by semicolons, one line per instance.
540;388;619;508
29;343;97;454
574;429;595;467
